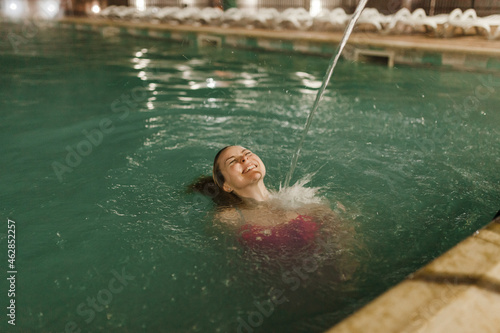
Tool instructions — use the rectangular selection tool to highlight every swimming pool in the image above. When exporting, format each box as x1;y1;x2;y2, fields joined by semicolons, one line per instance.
1;20;499;332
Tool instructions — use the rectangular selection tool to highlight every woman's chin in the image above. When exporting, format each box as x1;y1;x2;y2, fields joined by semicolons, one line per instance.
247;171;263;182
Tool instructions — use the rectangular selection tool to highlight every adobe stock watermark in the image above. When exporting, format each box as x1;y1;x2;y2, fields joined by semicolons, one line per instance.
51;85;148;182
5;11;56;53
236;236;336;333
61;266;135;333
7;19;40;53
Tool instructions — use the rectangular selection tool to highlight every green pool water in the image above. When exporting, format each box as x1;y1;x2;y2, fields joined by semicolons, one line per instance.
0;20;499;332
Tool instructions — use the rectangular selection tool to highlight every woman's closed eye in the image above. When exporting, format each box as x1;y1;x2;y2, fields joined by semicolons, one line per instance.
227;151;252;166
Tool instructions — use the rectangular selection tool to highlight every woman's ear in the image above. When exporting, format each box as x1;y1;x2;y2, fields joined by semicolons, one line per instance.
223;183;232;193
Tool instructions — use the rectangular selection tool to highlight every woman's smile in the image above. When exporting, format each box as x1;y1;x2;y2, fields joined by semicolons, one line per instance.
243;164;257;173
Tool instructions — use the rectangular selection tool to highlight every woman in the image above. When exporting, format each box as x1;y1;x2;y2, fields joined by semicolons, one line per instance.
210;145;341;256
189;145;360;281
197;146;362;319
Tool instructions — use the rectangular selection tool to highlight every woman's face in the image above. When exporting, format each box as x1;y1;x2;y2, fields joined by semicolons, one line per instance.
216;146;266;192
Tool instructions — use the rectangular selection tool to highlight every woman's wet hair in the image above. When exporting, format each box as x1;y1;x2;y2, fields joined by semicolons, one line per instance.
187;175;242;207
212;145;231;189
187;146;242;207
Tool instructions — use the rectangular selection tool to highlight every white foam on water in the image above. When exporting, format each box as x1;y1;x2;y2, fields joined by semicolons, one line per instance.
268;174;324;210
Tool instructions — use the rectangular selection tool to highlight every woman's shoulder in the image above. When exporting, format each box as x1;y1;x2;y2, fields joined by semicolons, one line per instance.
214;207;243;228
295;202;333;216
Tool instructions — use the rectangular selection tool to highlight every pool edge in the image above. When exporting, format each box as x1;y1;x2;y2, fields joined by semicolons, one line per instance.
325;215;500;333
45;17;500;73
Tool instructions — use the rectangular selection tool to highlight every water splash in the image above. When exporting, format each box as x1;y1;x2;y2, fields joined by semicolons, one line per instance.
269;174;324;210
284;0;369;188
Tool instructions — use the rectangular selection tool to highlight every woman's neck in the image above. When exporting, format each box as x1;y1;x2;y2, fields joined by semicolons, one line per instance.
234;181;270;202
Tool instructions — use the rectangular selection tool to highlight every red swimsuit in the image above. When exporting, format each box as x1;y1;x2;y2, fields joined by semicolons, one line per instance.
238;215;319;251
